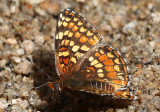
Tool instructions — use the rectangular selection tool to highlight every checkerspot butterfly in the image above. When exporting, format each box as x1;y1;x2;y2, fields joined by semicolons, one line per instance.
53;8;137;99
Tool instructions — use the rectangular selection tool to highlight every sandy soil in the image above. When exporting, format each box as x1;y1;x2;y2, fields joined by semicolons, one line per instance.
0;0;160;112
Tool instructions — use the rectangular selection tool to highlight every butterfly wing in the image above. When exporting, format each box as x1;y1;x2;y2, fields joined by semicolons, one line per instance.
55;8;101;78
62;45;133;99
55;8;134;99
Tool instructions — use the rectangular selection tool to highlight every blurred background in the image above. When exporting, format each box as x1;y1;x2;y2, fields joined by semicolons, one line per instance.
0;0;160;112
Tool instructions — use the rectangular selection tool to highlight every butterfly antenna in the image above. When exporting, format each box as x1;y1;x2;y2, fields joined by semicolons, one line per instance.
31;82;50;90
26;57;52;80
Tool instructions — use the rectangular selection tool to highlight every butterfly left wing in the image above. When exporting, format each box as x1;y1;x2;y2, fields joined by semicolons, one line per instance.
55;8;101;78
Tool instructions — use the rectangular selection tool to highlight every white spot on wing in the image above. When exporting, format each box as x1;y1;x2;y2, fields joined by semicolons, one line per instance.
72;11;76;14
72;45;80;52
66;8;70;11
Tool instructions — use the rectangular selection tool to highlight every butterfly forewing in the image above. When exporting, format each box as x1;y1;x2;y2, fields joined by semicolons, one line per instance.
55;8;101;77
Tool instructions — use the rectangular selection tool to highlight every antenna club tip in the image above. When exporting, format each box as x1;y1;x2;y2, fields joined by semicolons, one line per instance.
31;88;36;91
26;57;31;62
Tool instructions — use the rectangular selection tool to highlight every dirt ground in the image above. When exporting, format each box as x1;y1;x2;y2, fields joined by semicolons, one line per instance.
0;0;160;112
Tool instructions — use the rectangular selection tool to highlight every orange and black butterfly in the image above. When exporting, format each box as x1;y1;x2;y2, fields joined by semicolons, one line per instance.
54;8;137;99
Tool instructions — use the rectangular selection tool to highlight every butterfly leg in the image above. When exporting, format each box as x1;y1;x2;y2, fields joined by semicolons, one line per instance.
47;81;62;91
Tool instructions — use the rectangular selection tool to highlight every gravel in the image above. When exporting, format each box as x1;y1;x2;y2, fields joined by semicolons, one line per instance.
0;0;159;112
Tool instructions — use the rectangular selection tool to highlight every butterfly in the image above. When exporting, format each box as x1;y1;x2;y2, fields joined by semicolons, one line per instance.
53;8;137;100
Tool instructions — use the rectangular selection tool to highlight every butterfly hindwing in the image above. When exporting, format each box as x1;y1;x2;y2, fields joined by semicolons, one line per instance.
62;45;132;98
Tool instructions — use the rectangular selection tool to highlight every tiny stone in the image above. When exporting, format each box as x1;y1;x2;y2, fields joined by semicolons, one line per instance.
123;20;137;34
15;48;25;56
10;5;16;13
151;12;160;24
26;0;45;4
15;75;22;82
35;7;46;16
0;59;7;67
12;99;18;105
105;108;114;112
149;41;155;48
20;88;29;97
22;76;28;83
13;60;32;74
35;35;44;44
6;38;17;45
11;57;21;63
22;40;35;54
116;109;126;112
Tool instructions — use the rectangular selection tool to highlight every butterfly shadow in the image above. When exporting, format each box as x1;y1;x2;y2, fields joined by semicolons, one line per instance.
30;48;133;112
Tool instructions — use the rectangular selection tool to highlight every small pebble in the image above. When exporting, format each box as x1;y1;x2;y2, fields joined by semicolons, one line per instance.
26;0;45;4
13;60;32;74
22;40;35;54
11;56;21;63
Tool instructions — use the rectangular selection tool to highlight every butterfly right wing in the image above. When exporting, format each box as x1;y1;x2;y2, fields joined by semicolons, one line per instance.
62;45;135;99
55;8;101;78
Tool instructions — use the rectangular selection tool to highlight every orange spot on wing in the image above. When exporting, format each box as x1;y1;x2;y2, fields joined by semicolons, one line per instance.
48;83;54;90
96;34;101;40
114;91;124;97
107;47;112;51
123;65;127;73
114;51;120;57
91;29;95;33
59;47;67;51
75;32;81;38
69;63;73;67
125;75;129;81
65;10;69;14
63;58;69;65
60;58;63;63
68;22;74;28
115;91;133;99
107;72;117;79
80;36;88;42
103;59;114;65
86;67;95;72
130;95;134;99
86;73;92;78
105;66;115;71
82;18;86;22
123;81;127;86
95;52;100;57
112;80;122;85
69;12;74;16
120;57;125;64
85;24;89;28
65;40;70;46
56;55;64;74
72;25;78;31
88;39;96;45
99;55;108;61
